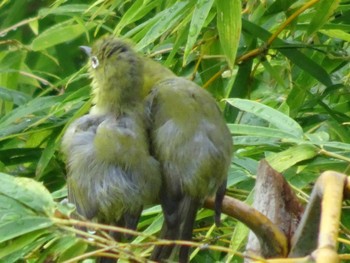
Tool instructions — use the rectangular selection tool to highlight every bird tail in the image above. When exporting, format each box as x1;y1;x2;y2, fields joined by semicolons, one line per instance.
151;196;200;263
214;180;227;226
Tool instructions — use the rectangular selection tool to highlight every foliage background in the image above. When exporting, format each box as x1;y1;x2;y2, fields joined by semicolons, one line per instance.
0;0;350;262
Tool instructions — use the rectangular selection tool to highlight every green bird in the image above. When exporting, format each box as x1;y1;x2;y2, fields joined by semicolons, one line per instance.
144;67;232;263
61;37;161;250
137;41;233;262
146;84;232;262
63;36;232;263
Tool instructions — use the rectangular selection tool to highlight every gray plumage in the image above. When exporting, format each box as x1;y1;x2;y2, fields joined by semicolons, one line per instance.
61;38;161;245
146;78;232;262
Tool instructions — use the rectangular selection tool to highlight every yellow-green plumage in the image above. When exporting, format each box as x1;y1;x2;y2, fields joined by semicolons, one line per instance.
62;38;161;236
125;40;232;263
145;76;232;263
62;36;232;263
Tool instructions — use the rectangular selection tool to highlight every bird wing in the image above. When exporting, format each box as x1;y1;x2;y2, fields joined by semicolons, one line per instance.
146;77;232;195
62;115;102;219
146;77;232;262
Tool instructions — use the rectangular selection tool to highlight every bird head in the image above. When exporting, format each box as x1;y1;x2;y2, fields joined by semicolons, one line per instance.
81;37;144;112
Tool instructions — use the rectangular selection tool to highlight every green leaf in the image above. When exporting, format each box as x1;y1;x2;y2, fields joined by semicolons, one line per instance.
135;2;189;50
0;229;47;259
234;136;279;146
183;0;215;65
224;45;255;121
0;172;54;214
36;130;60;179
317;141;350;151
133;213;163;244
279;48;333;87
39;236;85;263
0;95;63;129
114;0;158;35
31;21;93;51
307;0;340;36
242;19;333;87
0;195;35;221
228;124;301;140
266;144;318;172
319;29;350;42
216;0;242;69
29;18;39;35
58;238;88;262
265;0;297;15
0;148;41;165
39;4;90;16
227;168;250;187
0;86;31;105
226;98;304;138
0;216;52;243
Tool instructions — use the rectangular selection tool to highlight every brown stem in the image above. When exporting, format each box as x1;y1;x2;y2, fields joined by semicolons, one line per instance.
204;194;288;257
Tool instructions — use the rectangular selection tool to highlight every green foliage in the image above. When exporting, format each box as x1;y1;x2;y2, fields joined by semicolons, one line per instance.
0;0;350;262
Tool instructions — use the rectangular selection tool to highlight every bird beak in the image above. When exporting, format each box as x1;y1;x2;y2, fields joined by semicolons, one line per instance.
79;46;92;57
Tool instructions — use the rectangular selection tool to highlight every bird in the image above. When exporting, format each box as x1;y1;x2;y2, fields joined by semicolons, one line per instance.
141;44;233;262
61;37;161;262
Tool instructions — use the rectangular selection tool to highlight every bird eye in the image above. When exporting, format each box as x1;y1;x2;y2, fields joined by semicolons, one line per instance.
91;56;99;69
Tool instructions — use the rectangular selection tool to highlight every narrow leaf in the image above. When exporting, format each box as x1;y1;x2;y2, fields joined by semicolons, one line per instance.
36;130;60;179
242;19;333;87
135;2;188;50
183;0;215;65
228;124;301;140
0;216;52;243
265;0;297;15
319;29;350;42
0;229;46;258
234;136;279;146
0;86;31;105
307;0;340;36
216;0;242;69
226;98;304;138
266;144;318;172
114;0;158;35
31;21;93;51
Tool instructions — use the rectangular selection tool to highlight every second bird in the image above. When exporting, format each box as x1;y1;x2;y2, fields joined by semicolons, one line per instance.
61;37;161;262
140;42;233;262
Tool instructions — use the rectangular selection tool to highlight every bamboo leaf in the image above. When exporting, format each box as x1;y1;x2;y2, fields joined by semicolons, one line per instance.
233;136;279;146
114;0;158;35
0;86;31;105
0;96;63;129
135;2;189;50
0;230;47;259
265;0;298;15
31;21;93;51
307;0;340;36
216;0;242;69
319;29;350;42
242;19;333;87
226;98;304;138
266;144;318;172
36;130;60;179
57;238;88;262
228;124;302;140
39;4;90;16
183;0;215;65
0;216;52;243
